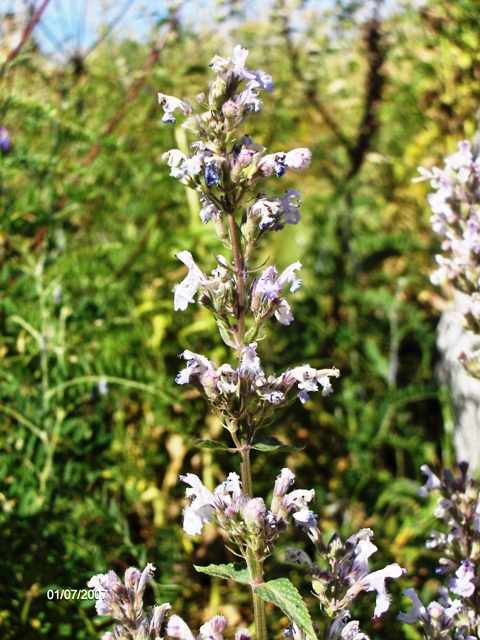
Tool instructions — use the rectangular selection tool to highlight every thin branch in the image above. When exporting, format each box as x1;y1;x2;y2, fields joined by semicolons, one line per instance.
83;3;184;167
346;14;386;180
0;0;52;79
278;6;353;152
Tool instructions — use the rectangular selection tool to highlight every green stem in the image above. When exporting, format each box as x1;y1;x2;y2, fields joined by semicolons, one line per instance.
226;209;246;349
240;447;253;498
253;587;268;640
240;446;268;640
246;548;268;640
223;168;267;639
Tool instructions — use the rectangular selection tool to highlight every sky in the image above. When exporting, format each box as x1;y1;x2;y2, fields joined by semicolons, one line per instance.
1;0;419;63
1;0;174;57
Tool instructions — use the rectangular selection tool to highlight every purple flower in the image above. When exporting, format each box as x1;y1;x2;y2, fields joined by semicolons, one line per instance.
173;251;207;311
274;299;293;325
180;473;216;535
278;261;302;292
398;588;427;624
445;140;473;171
210;45;274;93
351;538;378;577
205;160;220;185
258;152;287;178
448;559;476;597
162;149;187;178
175;350;218;391
157;93;189;124
0;127;10;153
240;343;264;376
280;190;301;225
285;148;312;171
360;563;406;618
199;615;227;640
418;465;442;497
166;614;196;640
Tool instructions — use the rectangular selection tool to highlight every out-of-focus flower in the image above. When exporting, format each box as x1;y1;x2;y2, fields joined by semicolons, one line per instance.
0;127;10;153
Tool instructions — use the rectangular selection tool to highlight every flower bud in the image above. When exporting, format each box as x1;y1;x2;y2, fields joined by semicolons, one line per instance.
243;497;266;532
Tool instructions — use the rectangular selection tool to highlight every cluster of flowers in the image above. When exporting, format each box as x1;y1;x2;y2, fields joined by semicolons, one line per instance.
398;463;480;639
173;250;303;327
88;564;252;640
285;528;406;639
87;564;169;640
160;47;311;256
420;141;480;342
176;343;339;426
89;45;344;640
180;468;318;558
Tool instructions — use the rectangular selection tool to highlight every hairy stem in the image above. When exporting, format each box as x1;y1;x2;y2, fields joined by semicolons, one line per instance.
227;209;246;350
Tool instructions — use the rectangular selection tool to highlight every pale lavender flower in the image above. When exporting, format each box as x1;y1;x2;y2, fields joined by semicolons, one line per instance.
158;93;189;124
199;198;220;223
289;364;338;397
199;615;227;640
216;364;238;394
448;559;476;597
259;152;287;178
210;45;273;93
173;251;207;311
180;472;244;535
281;189;301;225
418;464;442;497
240;343;264;376
149;603;171;634
166;614;196;640
274;298;293;325
359;563;406;618
351;539;378;576
243;497;267;531
285;148;312;171
0;127;10;153
255;262;302;300
278;261;303;292
444;140;473;170
339;620;369;640
273;468;296;502
284;547;316;569
256;266;282;300
234;629;252;640
292;508;320;541
87;563;157;625
162;149;187;178
180;473;216;535
398;588;427;624
474;502;480;531
175;350;216;386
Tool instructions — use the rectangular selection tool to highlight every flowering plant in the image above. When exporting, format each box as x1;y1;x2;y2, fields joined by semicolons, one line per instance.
88;45;406;640
418;140;480;377
398;463;480;640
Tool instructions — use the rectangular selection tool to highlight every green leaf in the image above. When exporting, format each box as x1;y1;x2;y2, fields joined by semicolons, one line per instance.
251;435;303;452
194;562;250;584
255;578;316;639
192;439;237;452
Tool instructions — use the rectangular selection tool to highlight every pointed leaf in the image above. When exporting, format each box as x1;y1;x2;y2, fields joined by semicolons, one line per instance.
194;562;250;585
193;439;236;452
251;435;303;452
255;578;316;639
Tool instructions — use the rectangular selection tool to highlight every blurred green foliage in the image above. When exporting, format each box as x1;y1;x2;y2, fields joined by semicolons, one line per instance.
2;0;480;638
